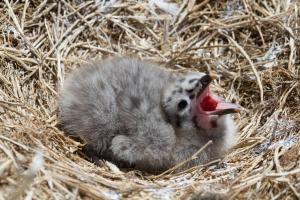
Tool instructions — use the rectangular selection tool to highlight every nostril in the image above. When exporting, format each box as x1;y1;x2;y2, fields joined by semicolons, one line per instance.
177;100;188;110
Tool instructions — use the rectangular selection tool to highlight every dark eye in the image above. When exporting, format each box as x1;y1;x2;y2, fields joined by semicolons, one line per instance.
177;100;188;110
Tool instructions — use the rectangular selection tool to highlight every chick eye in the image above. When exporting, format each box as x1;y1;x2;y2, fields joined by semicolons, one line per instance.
177;100;188;110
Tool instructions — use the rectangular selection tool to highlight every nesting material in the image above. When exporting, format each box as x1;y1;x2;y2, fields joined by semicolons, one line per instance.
0;0;299;199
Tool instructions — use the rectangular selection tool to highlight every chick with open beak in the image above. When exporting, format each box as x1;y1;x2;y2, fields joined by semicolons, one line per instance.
59;58;240;172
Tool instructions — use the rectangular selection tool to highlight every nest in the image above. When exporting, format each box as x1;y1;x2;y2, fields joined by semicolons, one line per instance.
0;0;299;199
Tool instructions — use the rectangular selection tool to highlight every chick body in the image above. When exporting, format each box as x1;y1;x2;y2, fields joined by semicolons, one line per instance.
59;57;236;172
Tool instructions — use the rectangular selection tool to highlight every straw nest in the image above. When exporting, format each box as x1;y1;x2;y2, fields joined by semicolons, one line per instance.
0;0;299;199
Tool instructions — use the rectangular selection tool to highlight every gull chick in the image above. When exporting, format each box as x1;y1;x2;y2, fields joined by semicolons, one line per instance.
59;57;240;172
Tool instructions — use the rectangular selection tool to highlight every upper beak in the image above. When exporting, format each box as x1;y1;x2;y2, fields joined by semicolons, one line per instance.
200;73;218;88
200;74;218;90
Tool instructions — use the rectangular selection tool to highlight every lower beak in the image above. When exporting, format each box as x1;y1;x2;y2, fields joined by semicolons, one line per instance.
207;107;241;115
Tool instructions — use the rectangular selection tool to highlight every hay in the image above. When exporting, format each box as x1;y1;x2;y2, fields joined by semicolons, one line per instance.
0;0;299;199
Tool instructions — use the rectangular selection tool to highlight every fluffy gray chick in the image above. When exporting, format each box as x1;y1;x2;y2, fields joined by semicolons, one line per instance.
59;57;240;172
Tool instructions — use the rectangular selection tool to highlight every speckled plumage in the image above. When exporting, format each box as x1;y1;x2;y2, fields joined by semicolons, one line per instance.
59;57;237;172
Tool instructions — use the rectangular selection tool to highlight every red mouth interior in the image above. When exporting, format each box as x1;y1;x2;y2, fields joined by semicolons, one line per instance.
196;86;240;115
200;95;218;111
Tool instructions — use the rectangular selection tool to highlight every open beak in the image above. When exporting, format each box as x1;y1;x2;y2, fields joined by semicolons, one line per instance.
196;74;241;116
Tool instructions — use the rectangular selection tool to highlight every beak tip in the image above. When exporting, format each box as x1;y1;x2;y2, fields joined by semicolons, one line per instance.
234;108;241;113
209;73;219;80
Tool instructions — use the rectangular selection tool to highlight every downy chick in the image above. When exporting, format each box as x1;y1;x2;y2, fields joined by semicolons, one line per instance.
58;57;240;172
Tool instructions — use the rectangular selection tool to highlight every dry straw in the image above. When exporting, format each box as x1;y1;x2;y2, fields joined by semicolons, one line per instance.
0;0;299;199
